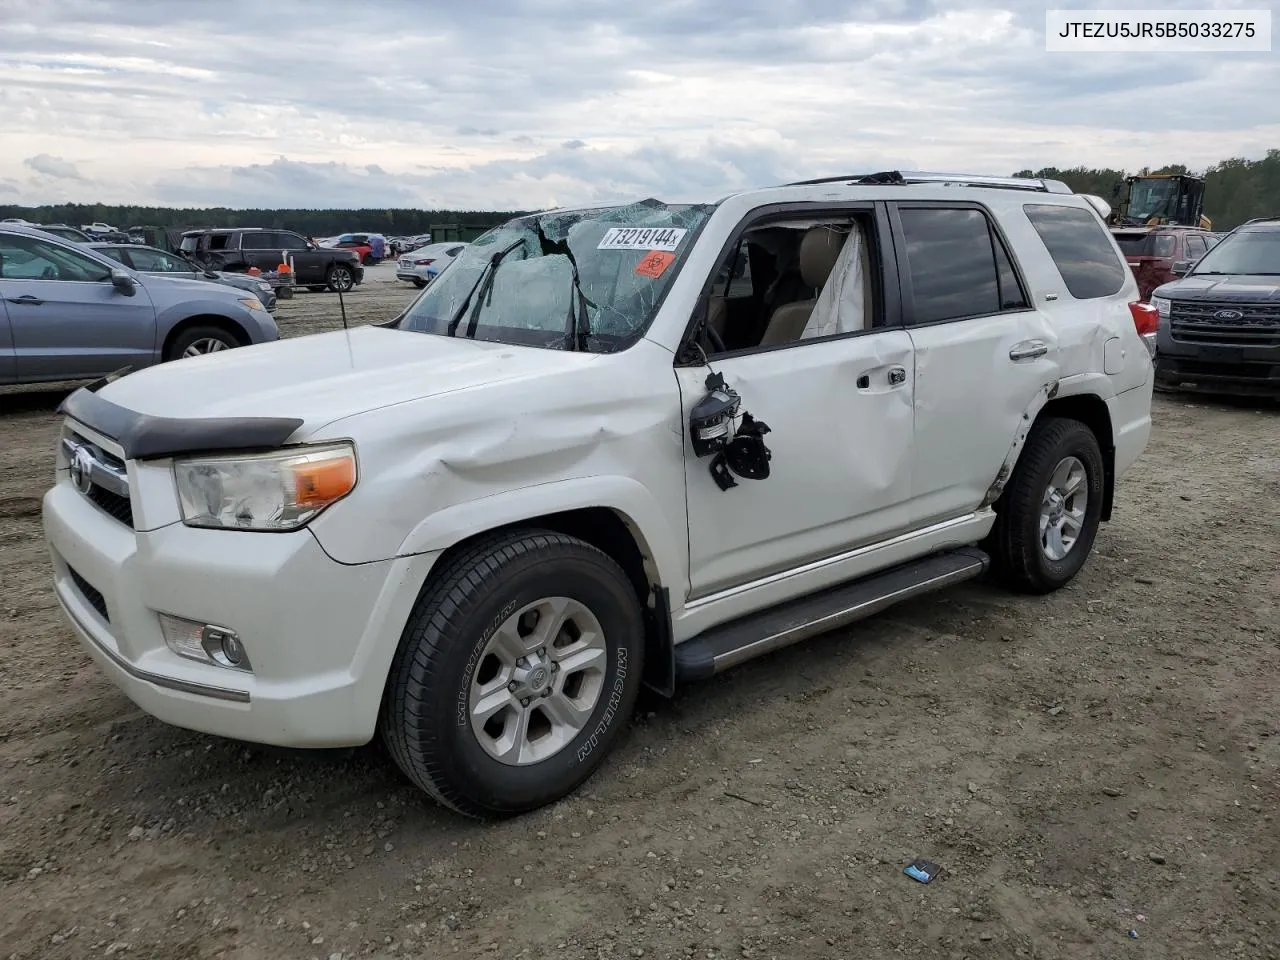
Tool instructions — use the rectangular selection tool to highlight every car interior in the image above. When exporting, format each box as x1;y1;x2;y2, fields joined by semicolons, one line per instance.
695;214;881;356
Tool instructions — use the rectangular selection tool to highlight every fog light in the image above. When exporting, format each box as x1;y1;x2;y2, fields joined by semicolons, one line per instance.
158;613;252;672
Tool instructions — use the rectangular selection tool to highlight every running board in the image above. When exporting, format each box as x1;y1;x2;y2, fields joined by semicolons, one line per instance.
673;547;990;682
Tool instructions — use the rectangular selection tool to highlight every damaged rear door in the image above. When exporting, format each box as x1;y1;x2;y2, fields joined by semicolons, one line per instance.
886;201;1062;525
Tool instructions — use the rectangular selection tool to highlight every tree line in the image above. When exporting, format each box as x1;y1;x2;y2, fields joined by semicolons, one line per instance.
0;204;533;239
3;149;1278;234
1012;149;1280;230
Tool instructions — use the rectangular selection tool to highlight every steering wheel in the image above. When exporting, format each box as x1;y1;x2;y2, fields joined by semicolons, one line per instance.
704;322;727;355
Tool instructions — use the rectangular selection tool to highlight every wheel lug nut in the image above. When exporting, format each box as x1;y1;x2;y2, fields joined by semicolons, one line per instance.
520;697;531;707
537;647;546;657
550;662;559;672
507;681;518;692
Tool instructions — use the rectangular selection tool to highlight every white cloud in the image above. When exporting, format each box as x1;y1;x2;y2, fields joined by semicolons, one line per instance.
23;153;86;180
0;0;1275;209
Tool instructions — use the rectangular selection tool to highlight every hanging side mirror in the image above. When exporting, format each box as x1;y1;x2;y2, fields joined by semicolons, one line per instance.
689;372;740;457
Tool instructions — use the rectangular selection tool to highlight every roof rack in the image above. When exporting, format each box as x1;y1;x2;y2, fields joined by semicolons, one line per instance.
786;170;1074;194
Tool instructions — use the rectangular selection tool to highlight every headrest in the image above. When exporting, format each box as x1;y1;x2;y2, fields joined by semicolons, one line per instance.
798;226;845;289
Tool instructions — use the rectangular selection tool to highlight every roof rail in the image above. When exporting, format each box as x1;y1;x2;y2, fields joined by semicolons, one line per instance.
786;170;1074;194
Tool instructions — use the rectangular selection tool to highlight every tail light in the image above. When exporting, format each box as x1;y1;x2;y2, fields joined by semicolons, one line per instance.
1129;301;1159;337
413;258;435;266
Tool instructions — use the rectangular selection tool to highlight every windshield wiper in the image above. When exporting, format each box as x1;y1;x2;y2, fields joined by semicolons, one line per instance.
447;238;526;338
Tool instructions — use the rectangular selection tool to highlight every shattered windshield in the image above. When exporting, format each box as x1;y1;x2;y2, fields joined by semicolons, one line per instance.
397;199;715;351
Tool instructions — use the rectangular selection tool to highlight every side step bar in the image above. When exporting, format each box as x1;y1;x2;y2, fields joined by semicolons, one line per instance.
673;547;990;682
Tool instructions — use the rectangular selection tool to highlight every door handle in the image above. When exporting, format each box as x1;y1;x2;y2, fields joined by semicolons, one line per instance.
5;295;44;306
1009;339;1048;361
887;366;907;386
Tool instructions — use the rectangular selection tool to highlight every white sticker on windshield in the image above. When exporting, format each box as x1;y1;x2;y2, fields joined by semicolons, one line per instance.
597;227;687;252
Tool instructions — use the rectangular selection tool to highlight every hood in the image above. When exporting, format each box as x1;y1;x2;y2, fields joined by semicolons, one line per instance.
94;325;603;433
136;272;248;299
1154;274;1280;301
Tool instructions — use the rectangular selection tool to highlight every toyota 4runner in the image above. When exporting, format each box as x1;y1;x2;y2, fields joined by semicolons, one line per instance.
41;172;1155;819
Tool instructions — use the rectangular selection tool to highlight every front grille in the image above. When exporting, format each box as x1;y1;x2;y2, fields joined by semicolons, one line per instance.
1170;301;1280;346
87;484;135;527
67;566;109;623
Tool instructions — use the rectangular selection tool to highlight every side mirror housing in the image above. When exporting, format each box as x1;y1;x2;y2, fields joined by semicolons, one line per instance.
1170;260;1192;278
109;268;137;296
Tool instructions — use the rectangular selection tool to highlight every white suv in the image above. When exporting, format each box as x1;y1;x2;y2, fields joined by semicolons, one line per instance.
41;171;1154;819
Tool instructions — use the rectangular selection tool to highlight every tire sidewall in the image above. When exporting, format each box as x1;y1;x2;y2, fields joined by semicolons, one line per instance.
1021;425;1105;587
417;550;644;813
167;326;237;362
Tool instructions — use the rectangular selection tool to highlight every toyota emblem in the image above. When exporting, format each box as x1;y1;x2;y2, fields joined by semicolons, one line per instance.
1213;309;1244;322
69;446;95;495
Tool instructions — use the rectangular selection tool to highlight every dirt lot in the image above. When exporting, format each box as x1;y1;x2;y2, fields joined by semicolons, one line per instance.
1;269;1278;960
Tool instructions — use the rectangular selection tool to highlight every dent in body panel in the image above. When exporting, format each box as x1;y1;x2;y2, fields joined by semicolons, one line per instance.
303;340;689;585
980;378;1061;507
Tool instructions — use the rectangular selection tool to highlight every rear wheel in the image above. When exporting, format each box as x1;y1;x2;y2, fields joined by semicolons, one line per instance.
326;264;355;293
985;416;1105;594
165;325;240;362
379;530;645;819
412;278;427;288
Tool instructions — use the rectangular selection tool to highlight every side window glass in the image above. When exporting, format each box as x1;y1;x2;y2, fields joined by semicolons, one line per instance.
208;234;231;251
993;231;1029;310
1185;236;1206;260
0;234;111;282
1152;234;1177;258
240;233;272;250
898;208;1005;324
699;212;880;355
275;232;306;250
1023;203;1128;300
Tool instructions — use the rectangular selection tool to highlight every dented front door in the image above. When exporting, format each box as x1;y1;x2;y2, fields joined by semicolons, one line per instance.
677;330;918;600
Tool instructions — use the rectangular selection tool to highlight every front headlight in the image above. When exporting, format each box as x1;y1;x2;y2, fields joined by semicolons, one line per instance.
1151;296;1171;320
238;297;267;313
174;442;357;531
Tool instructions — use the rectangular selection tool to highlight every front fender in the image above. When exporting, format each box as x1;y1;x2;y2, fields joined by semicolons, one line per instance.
392;475;686;595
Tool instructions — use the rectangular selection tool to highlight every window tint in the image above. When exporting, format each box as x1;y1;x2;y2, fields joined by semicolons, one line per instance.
239;232;276;250
208;234;231;251
1184;235;1207;260
274;232;308;250
897;207;1027;324
0;233;112;282
1151;235;1176;258
1023;203;1128;300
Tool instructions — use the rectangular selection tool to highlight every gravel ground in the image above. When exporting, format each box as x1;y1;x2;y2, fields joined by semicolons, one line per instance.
1;266;1278;960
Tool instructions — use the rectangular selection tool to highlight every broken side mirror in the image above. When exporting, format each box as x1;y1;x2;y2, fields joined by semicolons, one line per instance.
689;372;774;492
689;372;740;457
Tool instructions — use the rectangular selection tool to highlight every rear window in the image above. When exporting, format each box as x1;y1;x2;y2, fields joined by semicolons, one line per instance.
1023;203;1128;300
1112;232;1176;258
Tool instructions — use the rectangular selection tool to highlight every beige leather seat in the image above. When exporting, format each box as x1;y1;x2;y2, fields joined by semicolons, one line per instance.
759;226;845;347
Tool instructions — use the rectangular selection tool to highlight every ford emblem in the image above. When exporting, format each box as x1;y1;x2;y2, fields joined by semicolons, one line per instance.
1213;309;1244;322
69;446;95;495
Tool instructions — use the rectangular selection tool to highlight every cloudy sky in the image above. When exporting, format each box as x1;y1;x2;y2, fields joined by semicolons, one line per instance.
0;0;1275;210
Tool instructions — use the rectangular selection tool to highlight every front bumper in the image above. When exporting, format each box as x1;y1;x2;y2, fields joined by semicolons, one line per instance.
42;473;437;748
1154;341;1280;398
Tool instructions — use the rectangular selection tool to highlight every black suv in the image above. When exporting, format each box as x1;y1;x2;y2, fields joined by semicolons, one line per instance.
1150;218;1280;399
178;227;364;292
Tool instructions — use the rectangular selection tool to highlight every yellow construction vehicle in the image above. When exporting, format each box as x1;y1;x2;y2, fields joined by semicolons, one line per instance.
1108;173;1212;230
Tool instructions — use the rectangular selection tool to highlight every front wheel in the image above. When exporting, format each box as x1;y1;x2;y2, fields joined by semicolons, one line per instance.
985;416;1105;594
326;264;355;292
379;531;645;819
165;325;240;362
